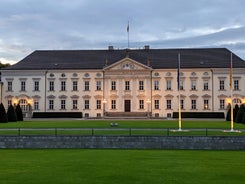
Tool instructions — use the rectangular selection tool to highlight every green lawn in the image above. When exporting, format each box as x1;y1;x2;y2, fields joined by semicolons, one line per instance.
0;149;244;184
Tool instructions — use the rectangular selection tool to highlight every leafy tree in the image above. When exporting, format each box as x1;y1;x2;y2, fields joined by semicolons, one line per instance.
0;103;8;123
7;105;17;122
235;104;245;123
15;104;23;121
241;112;245;124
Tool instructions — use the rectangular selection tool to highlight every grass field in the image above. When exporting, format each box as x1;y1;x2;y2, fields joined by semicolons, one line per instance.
0;149;244;184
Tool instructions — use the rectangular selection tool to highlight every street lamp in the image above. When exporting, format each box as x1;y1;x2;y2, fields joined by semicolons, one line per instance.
146;99;151;118
102;99;107;117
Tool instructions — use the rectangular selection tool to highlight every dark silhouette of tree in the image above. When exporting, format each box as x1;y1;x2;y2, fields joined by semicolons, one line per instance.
0;103;8;123
234;104;240;122
15;104;23;121
235;104;245;123
226;104;231;121
7;105;17;122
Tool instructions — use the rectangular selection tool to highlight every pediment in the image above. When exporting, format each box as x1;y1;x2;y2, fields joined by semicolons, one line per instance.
104;58;152;71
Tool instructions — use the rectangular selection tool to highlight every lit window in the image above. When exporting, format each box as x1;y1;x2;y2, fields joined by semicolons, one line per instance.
204;99;209;110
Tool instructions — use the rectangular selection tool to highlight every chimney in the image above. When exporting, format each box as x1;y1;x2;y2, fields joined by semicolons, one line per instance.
144;45;150;50
108;45;114;51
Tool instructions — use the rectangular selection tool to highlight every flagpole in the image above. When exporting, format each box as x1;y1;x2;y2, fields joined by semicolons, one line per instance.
178;53;182;131
230;52;234;131
127;21;130;48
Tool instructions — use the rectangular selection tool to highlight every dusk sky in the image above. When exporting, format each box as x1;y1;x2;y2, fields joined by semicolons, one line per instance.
0;0;245;64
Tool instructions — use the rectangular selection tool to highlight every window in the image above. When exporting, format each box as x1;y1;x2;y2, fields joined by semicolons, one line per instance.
166;80;171;90
139;100;144;109
154;80;159;90
111;100;116;109
21;81;26;91
49;81;54;91
8;100;12;107
97;100;101;109
34;101;39;110
84;100;90;109
139;81;144;90
72;100;78;109
73;81;78;91
61;100;66;110
179;80;184;90
166;100;171;109
219;80;225;90
234;80;239;90
203;80;209;90
61;81;66;91
7;81;12;91
180;99;184;110
84;81;90;91
204;99;209;110
49;100;54;110
220;99;225;109
34;81;39;91
154;100;159;109
111;81;116;90
191;80;197;90
96;81;102;91
125;81;130;90
19;99;28;111
191;100;196;110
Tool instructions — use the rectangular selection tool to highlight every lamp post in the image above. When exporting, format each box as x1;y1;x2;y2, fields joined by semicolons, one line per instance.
102;99;107;118
146;99;151;118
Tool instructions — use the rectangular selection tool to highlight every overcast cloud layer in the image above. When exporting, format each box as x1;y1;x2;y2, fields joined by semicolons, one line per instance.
0;0;245;64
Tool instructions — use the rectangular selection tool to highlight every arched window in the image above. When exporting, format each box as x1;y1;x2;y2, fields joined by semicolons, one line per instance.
19;99;28;111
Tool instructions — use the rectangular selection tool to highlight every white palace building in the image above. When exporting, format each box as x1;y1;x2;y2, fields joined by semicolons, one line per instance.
1;46;245;118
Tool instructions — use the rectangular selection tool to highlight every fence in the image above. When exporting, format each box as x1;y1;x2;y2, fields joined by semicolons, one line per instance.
0;128;244;136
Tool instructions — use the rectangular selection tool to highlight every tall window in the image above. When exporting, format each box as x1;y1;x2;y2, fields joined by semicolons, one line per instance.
96;81;102;91
73;81;78;91
139;81;144;90
220;99;225;109
234;80;239;90
97;100;101;109
49;81;54;91
61;100;66;110
34;81;39;91
21;81;26;91
203;80;209;90
125;81;130;90
154;80;159;90
111;100;116;109
111;81;116;90
84;81;90;91
72;100;78;109
180;99;184;109
8;100;12;107
7;81;12;91
34;101;39;110
139;100;144;109
219;80;225;90
49;100;54;110
191;80;197;90
179;80;184;90
61;81;66;91
19;99;28;111
191;100;196;109
154;100;159;109
166;100;171;109
84;100;90;109
166;80;171;90
204;99;209;110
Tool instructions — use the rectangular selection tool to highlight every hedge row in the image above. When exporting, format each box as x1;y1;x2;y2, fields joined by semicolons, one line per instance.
173;112;225;119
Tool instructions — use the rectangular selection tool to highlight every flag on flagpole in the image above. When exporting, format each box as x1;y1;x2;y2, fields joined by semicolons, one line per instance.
127;22;129;33
177;53;180;91
230;53;233;90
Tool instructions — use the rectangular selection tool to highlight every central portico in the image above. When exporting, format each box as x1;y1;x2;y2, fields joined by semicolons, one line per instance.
103;57;152;116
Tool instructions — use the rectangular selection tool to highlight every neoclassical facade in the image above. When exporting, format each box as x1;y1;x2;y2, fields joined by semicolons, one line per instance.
1;47;245;118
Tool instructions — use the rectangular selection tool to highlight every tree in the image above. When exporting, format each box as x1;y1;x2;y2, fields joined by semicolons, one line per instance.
235;104;245;123
0;103;8;123
226;104;231;121
7;105;17;122
234;104;240;122
15;104;23;121
241;112;245;124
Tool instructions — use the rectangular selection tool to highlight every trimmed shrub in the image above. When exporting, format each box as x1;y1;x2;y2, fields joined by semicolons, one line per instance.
241;112;245;124
0;103;8;123
173;112;224;119
234;104;240;122
226;105;231;121
15;104;23;121
235;104;245;123
7;105;17;122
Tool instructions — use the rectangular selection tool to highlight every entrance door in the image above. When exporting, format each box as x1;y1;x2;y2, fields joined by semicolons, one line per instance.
124;100;131;112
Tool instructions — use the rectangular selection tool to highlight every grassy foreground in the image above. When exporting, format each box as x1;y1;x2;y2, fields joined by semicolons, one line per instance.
0;149;244;184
